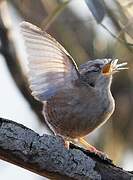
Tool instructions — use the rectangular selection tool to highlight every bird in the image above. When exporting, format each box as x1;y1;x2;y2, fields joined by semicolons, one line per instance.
20;21;128;155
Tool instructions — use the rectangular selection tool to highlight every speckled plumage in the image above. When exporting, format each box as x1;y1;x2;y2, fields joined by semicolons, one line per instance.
20;22;127;141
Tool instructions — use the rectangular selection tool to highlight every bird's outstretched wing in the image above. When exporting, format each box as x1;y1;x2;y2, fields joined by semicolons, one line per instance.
20;22;79;101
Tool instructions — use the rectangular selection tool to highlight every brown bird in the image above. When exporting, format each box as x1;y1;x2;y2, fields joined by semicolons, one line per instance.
20;22;128;155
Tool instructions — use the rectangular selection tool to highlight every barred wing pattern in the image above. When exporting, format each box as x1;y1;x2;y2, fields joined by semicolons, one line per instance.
20;22;79;101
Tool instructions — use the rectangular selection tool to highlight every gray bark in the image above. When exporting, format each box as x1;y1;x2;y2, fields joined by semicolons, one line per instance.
0;117;133;180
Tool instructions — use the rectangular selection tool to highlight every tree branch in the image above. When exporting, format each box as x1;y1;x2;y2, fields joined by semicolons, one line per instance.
0;117;133;180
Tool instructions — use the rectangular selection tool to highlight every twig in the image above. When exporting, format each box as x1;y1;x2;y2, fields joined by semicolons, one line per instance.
101;23;133;47
41;0;70;30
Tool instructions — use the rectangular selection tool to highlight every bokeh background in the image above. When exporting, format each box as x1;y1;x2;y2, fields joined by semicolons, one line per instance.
0;0;133;179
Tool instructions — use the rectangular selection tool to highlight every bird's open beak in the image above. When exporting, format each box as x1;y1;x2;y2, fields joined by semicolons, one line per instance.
102;59;128;75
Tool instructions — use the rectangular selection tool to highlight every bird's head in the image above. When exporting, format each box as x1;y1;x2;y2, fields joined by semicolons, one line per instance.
79;59;128;88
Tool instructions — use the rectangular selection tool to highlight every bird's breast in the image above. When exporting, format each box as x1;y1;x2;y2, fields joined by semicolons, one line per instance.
43;87;115;138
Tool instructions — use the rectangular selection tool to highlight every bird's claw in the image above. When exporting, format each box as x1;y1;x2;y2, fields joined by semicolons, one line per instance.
87;146;108;160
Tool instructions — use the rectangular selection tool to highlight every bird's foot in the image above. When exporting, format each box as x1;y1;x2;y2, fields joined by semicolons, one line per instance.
79;138;108;159
87;145;108;159
64;140;70;149
63;138;108;160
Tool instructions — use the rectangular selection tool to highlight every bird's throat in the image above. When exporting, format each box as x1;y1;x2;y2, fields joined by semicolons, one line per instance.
95;75;112;91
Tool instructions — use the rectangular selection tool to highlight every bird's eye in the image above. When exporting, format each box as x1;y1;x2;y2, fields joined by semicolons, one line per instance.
92;64;101;72
94;64;100;68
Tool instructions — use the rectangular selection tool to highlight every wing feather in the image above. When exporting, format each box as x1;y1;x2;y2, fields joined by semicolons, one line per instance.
20;22;79;101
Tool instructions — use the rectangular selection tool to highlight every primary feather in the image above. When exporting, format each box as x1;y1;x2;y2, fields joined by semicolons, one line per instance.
20;21;79;101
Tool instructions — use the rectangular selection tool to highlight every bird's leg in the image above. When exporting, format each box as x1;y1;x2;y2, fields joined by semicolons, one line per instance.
63;138;107;159
78;138;107;158
64;140;70;149
79;138;97;152
54;133;70;149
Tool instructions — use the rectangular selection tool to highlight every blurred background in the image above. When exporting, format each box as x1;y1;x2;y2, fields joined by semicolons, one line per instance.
0;0;133;179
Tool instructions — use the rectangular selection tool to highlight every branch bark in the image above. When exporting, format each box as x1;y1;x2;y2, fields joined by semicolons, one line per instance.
0;117;133;180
